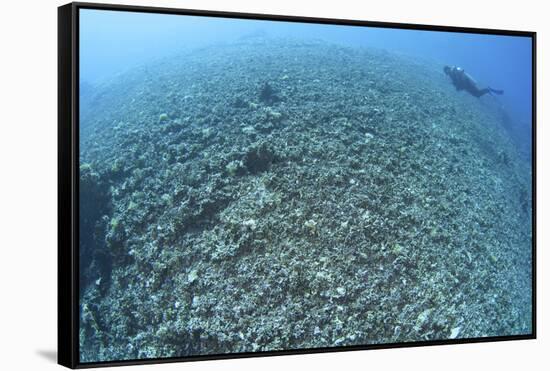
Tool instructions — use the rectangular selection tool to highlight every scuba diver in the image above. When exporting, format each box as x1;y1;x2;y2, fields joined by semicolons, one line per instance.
443;65;503;98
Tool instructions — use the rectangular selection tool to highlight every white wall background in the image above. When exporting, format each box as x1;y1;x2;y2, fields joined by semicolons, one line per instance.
0;0;545;369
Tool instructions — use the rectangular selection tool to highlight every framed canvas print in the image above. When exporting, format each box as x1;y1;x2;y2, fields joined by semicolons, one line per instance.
58;2;536;368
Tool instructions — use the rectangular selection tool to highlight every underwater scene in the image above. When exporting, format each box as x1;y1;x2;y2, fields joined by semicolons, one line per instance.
78;9;533;363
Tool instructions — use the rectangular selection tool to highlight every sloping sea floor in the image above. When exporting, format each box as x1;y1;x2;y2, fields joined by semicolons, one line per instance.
78;37;532;362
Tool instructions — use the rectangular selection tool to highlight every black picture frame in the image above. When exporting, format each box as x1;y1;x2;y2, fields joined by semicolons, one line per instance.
58;2;537;368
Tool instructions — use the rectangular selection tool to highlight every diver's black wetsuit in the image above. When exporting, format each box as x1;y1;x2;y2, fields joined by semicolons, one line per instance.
444;66;503;98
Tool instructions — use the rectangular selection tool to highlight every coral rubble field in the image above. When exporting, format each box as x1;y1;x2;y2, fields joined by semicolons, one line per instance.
78;38;532;362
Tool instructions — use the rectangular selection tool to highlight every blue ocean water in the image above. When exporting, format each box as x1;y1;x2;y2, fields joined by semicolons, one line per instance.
80;9;532;157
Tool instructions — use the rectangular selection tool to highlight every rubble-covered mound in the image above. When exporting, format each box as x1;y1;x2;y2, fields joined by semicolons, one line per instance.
79;37;532;362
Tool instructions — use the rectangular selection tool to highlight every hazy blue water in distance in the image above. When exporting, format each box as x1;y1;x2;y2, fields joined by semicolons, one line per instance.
80;9;532;158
